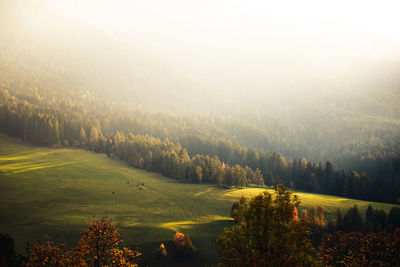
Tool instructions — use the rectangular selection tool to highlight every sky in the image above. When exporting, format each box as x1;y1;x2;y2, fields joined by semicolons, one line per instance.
3;0;400;114
49;0;400;43
35;0;399;94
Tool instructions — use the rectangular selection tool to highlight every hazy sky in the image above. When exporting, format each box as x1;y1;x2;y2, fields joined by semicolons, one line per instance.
50;0;400;43
36;0;398;81
3;0;400;115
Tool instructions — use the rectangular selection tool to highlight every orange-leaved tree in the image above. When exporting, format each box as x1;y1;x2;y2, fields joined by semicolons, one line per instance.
24;217;141;267
172;232;194;261
24;235;69;267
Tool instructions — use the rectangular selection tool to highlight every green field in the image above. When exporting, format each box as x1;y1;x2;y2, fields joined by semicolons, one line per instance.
0;134;398;264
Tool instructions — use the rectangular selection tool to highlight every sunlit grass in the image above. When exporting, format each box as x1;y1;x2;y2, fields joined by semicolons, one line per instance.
222;187;397;221
0;134;398;259
0;160;88;173
159;215;232;232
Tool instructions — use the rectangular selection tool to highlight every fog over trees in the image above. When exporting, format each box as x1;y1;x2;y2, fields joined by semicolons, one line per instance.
1;0;400;203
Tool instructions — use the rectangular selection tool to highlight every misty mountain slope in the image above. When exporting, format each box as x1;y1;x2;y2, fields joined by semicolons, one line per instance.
1;0;400;171
0;1;209;112
2;0;400;118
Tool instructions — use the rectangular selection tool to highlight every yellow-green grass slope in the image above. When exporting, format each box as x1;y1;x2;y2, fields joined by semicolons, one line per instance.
0;134;397;261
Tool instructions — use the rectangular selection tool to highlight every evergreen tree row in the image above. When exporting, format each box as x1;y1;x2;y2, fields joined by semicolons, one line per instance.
1;88;400;203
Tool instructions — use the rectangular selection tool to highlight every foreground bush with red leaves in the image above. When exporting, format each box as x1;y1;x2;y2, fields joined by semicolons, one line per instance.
23;217;141;267
318;228;400;266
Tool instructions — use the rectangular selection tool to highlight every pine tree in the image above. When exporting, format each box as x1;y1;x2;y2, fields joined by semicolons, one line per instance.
144;150;152;171
343;205;363;232
79;127;87;148
195;166;203;183
254;168;264;187
89;126;99;150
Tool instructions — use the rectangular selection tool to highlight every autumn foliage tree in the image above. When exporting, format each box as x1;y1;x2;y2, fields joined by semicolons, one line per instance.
72;217;140;266
24;235;68;267
24;217;141;267
172;232;194;261
302;206;327;245
217;185;316;266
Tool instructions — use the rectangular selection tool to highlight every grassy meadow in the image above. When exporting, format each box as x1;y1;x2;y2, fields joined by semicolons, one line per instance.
0;134;398;264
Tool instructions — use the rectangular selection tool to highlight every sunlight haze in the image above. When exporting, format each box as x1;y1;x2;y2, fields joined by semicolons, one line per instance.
42;0;400;94
1;1;400;265
50;0;400;43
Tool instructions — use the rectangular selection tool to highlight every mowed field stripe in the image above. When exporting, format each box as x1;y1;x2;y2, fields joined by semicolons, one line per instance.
0;160;90;173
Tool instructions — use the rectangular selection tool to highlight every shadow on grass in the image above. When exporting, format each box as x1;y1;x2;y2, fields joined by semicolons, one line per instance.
123;220;232;267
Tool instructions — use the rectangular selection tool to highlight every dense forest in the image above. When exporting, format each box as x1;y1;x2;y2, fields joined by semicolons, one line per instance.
1;82;400;203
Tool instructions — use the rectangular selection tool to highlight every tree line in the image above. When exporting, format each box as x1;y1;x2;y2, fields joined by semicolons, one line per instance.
305;204;400;266
1;88;400;203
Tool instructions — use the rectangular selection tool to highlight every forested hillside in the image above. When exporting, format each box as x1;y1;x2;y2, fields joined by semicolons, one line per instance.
1;74;400;203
